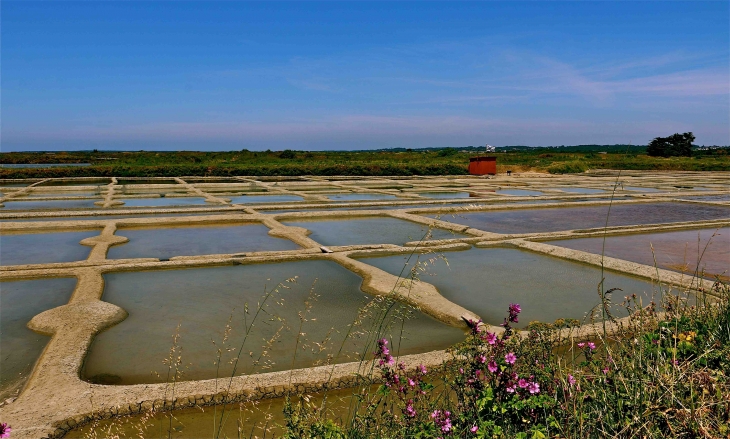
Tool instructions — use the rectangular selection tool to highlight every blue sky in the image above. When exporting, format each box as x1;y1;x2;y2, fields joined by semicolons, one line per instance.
2;1;728;151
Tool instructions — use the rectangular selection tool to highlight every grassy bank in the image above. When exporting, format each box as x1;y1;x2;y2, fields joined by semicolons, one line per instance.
1;148;729;178
281;286;730;439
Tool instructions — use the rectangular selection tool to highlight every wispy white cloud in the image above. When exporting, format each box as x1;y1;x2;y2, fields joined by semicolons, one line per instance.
4;34;728;149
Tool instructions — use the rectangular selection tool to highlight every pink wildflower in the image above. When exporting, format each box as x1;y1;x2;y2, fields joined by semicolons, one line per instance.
518;378;529;388
505;352;517;365
405;400;416;418
568;374;576;386
577;342;585;348
419;364;427;375
484;332;497;345
487;360;498;373
587;342;596;350
507;303;521;323
0;423;10;439
467;318;483;334
506;383;516;393
408;378;416;387
431;410;452;433
528;382;540;394
375;338;394;366
470;425;478;433
477;354;486;364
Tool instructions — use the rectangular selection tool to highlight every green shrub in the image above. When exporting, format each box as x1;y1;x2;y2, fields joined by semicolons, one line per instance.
437;148;458;157
547;160;588;174
279;149;297;159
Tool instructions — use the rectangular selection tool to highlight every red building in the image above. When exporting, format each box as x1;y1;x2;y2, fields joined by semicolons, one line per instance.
468;156;497;175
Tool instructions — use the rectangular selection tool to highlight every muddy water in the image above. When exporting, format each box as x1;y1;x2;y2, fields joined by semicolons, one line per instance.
360;248;658;327
0;278;76;399
431;202;730;234
64;385;385;439
283;217;466;246
548;228;730;281
108;224;299;259
83;261;464;384
0;230;98;265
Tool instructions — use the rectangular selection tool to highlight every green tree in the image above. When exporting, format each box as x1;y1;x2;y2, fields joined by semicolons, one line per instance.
279;149;297;159
647;132;695;157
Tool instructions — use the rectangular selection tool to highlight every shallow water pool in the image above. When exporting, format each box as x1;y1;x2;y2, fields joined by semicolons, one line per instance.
548;228;730;281
1;199;101;210
119;197;210;207
0;278;76;399
430;202;730;234
0;230;98;265
22;191;100;198
324;193;399;201
64;385;375;439
0;212;235;222
419;192;474;199
83;261;465;384
548;187;606;194
360;248;657;327
108;224;299;259
229;195;303;204
495;189;546;196
679;194;730;202
283;217;466;246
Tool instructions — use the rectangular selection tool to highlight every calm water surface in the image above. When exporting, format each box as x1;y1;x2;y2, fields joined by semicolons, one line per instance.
283;217;466;246
0;278;76;399
84;261;464;384
361;248;659;327
0;230;98;265
431;202;730;234
548;228;730;280
108;224;299;259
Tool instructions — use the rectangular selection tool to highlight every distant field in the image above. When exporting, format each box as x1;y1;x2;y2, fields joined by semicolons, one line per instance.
1;148;728;178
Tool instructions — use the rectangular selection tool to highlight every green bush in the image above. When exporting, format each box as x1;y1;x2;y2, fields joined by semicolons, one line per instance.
547;160;588;174
279;149;297;159
437;148;458;157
